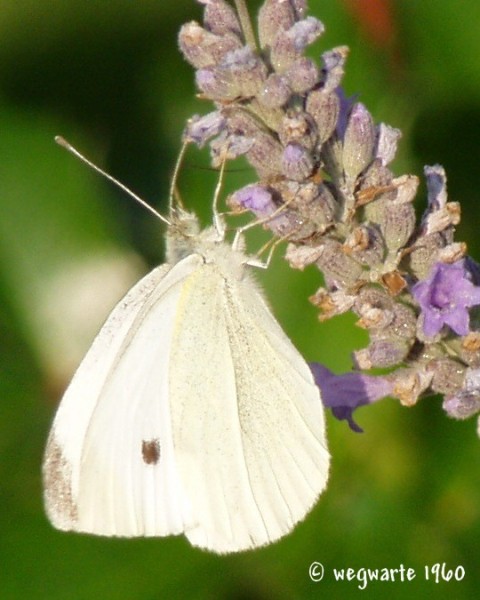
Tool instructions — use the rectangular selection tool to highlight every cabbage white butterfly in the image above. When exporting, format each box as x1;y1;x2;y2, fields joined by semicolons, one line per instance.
43;139;329;553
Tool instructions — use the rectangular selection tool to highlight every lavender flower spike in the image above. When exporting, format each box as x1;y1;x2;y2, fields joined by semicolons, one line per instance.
179;0;480;434
412;259;480;338
310;364;393;432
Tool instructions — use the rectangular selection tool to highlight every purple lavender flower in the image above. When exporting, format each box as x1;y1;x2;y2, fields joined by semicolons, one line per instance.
229;184;276;217
310;364;393;432
412;259;480;338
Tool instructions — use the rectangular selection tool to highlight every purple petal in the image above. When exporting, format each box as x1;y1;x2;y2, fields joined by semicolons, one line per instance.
422;310;444;338
412;259;480;338
229;184;276;217
444;309;470;336
310;363;393;432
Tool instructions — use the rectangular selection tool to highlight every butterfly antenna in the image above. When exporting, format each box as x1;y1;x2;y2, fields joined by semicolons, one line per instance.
168;140;189;213
55;136;170;225
212;150;229;236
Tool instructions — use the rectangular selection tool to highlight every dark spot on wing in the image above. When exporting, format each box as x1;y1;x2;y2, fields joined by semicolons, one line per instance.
142;439;161;465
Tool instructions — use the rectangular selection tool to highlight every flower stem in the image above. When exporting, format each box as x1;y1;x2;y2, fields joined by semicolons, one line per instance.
234;0;258;51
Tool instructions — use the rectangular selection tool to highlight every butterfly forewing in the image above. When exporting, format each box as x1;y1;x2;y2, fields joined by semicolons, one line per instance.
44;258;202;536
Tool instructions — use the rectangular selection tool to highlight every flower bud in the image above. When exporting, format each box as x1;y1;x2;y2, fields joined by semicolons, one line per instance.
284;57;319;93
265;179;337;240
258;73;291;108
222;47;268;97
287;245;325;270
320;46;349;91
309;286;356;319
390;303;417;340
354;286;394;330
201;0;242;38
291;181;337;228
196;67;240;100
424;202;461;235
282;143;314;181
437;242;467;264
448;331;480;367
429;358;466;396
443;393;480;420
225;109;284;177
179;21;242;68
354;337;410;369
279;111;317;149
344;225;385;268
382;203;416;253
406;233;445;281
184;111;226;147
358;159;394;194
246;138;284;178
305;89;340;144
392;174;419;205
209;130;254;165
342;103;376;182
443;367;480;419
321;136;343;184
391;367;433;406
354;161;396;228
375;123;401;166
258;0;296;49
314;239;363;288
271;17;324;72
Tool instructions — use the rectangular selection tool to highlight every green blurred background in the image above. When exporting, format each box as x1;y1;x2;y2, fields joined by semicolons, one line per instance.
1;0;480;598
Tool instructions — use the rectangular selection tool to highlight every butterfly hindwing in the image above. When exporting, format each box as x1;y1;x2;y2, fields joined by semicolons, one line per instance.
168;260;329;553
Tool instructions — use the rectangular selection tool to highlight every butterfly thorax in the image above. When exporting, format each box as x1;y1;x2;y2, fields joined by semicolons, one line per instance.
166;209;247;282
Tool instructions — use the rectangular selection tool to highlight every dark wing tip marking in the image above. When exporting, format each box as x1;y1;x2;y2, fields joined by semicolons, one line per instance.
142;438;161;465
43;438;78;525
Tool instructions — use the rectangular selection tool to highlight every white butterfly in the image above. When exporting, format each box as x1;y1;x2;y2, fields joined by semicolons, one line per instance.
43;140;329;553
